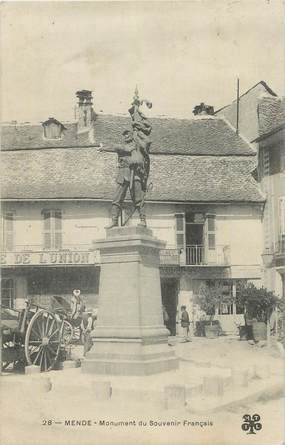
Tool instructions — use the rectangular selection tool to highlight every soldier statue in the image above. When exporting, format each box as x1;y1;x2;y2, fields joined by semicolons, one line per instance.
98;88;152;228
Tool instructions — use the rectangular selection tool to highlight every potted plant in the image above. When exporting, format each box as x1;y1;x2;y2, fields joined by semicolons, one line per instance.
194;281;225;338
236;282;283;342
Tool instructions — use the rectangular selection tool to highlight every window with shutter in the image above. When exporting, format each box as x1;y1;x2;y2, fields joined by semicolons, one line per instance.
43;211;51;249
207;215;216;250
54;211;62;249
2;212;14;251
175;214;185;251
42;210;62;250
54;211;62;229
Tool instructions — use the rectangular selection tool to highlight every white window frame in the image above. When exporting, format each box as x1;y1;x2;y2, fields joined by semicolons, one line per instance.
175;213;186;264
175;213;186;250
42;209;63;250
1;211;15;251
206;214;216;251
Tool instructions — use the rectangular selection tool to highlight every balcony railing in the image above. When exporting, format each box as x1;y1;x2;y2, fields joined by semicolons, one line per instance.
186;245;204;265
160;245;230;266
185;244;230;266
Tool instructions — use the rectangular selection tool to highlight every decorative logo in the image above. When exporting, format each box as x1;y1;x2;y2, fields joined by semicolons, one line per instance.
241;414;262;434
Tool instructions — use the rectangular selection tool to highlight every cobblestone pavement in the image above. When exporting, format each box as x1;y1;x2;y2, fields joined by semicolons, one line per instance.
1;336;284;445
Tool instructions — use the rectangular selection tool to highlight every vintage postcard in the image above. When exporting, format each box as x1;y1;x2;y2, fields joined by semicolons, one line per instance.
1;1;284;445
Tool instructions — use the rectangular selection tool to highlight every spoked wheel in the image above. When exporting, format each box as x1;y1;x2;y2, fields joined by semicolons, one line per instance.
25;310;62;372
61;320;73;346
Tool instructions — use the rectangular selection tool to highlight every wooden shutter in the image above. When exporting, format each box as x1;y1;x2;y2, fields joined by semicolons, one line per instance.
175;213;185;265
4;212;14;251
54;211;62;249
175;214;185;250
207;215;216;250
43;211;52;249
43;210;62;249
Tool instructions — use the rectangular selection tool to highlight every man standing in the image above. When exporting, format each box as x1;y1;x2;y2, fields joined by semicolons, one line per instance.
181;305;191;342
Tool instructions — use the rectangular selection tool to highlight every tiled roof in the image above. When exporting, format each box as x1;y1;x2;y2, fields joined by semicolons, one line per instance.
0;147;264;203
1;122;92;150
1;114;256;156
257;96;285;139
94;114;255;156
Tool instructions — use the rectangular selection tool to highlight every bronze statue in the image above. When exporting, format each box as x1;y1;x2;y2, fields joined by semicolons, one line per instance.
98;88;152;228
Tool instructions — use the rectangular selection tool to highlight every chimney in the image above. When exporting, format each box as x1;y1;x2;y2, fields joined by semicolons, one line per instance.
76;90;95;131
193;103;214;116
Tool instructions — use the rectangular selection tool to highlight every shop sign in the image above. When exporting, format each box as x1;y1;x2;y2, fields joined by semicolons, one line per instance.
0;250;100;266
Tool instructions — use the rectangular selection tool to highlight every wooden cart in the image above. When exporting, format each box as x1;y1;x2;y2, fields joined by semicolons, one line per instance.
1;298;74;372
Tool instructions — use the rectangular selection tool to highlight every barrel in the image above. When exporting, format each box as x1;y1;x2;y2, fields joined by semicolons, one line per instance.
252;321;267;342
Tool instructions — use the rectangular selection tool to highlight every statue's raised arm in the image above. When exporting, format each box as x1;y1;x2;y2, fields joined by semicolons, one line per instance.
102;88;152;229
97;141;134;154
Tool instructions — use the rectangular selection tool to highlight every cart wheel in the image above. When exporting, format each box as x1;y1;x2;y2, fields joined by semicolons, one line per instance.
62;320;73;346
25;310;61;372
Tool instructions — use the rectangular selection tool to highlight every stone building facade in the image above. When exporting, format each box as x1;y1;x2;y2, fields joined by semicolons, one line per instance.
1;91;264;335
216;81;285;298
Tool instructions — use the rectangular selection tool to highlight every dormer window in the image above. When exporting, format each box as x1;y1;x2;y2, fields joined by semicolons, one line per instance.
42;117;66;140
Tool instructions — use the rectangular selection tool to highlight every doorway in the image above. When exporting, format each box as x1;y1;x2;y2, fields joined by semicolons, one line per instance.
185;213;205;264
161;278;179;335
186;224;204;245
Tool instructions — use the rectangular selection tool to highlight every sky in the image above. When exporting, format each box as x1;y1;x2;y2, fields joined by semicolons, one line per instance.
1;0;284;123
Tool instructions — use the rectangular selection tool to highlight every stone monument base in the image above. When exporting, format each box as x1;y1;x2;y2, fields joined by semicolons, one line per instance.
82;338;178;376
81;226;178;376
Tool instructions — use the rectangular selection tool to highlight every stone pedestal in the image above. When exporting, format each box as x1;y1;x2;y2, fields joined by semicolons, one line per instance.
82;226;178;375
